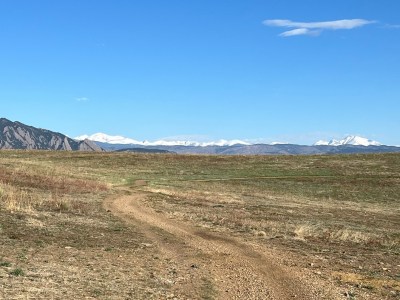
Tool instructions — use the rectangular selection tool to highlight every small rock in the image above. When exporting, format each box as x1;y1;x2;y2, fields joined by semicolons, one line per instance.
64;246;73;249
253;230;267;237
191;264;198;269
344;291;355;298
270;235;284;239
212;204;224;208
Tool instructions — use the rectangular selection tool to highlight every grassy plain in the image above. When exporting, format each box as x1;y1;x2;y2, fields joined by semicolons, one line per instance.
0;151;399;299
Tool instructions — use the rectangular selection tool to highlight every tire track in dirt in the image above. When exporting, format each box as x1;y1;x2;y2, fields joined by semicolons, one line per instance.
105;187;341;300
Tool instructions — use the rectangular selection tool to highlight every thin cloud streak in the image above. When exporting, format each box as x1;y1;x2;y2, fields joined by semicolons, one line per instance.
280;28;321;37
76;97;90;102
383;24;400;29
263;19;376;37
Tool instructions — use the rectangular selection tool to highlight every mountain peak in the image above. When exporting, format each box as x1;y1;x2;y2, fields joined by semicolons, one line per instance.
314;135;382;146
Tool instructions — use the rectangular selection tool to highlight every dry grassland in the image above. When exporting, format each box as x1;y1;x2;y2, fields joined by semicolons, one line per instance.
0;151;399;299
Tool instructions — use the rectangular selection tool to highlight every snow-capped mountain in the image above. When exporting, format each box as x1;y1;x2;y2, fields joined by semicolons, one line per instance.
73;132;399;155
77;133;385;148
314;135;382;146
75;133;142;145
75;133;251;147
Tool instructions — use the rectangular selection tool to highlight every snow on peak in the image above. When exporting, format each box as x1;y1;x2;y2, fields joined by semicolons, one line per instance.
270;142;288;145
314;140;330;146
75;133;141;145
75;133;251;147
314;135;382;146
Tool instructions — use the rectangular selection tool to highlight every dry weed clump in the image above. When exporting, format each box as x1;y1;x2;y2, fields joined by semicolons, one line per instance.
42;193;93;214
0;183;37;213
330;228;376;244
293;223;395;247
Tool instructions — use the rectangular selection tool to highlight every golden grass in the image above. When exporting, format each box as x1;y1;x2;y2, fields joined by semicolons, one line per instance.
0;182;96;214
0;166;108;194
0;183;35;213
294;224;380;244
0;154;109;214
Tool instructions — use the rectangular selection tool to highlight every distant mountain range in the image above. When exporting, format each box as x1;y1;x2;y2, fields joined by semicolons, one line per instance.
0;118;102;151
77;133;400;155
1;118;399;155
94;142;400;155
78;133;384;148
76;133;251;147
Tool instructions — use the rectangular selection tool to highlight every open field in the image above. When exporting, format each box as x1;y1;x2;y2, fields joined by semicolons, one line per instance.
0;151;399;299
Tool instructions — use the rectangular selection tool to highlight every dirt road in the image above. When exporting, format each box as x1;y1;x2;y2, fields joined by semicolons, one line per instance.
104;187;342;299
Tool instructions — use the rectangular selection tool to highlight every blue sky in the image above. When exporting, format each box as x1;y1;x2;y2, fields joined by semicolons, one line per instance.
1;0;399;145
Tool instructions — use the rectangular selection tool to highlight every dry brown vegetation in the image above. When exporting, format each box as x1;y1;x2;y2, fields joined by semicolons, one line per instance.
0;151;399;299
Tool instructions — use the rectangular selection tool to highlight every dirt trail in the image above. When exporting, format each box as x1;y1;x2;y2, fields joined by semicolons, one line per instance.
104;187;341;300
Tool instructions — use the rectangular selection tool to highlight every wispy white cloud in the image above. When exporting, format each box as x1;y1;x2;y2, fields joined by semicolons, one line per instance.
263;19;376;37
75;97;90;102
383;24;400;29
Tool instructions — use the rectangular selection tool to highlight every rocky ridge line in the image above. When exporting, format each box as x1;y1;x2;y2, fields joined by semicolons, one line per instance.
0;118;102;151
